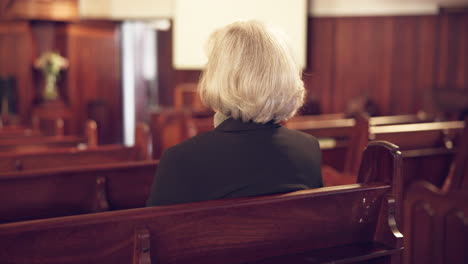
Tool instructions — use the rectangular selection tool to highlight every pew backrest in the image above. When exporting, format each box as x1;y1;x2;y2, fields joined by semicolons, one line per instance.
442;120;468;191
370;121;465;150
150;109;190;159
0;122;151;173
369;113;432;126
285;117;354;138
343;113;369;175
0;160;158;223
402;148;456;189
0;136;85;152
403;181;468;264
0;119;98;153
0;145;139;173
0;184;401;264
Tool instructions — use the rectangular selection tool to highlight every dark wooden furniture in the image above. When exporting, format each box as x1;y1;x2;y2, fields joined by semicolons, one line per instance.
0;119;98;153
0;141;403;264
288;116;465;189
442;120;468;191
285;114;438;171
375;121;465;193
321;113;369;186
150;108;191;159
0;126;40;138
403;181;468;264
370;121;464;150
285;116;354;139
401;148;456;189
0;160;158;223
0;122;150;173
150;108;214;159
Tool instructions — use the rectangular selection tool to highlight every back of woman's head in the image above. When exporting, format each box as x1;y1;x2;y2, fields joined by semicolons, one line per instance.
199;20;305;123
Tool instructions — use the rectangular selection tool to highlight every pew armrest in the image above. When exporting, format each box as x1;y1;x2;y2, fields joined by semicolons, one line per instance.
387;196;404;244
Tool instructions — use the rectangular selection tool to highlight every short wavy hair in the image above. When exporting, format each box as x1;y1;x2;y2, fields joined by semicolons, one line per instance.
199;20;305;124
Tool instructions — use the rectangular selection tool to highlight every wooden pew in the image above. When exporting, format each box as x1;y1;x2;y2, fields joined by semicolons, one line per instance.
369;113;433;126
403;181;468;264
403;125;468;262
385;121;465;190
0;141;404;264
288;116;465;188
150;109;214;159
285;114;437;171
0;123;150;173
288;113;432;126
321;113;369;186
370;121;464;150
0;127;41;138
0;160;158;223
401;148;456;189
0;117;65;139
0;119;98;153
285;116;354;139
442;120;468;191
150;109;191;158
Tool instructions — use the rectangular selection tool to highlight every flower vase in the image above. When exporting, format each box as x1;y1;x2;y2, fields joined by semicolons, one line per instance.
43;74;59;101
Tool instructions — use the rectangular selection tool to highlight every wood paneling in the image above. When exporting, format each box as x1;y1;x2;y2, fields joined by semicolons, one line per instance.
67;22;122;143
307;13;467;115
159;13;468;115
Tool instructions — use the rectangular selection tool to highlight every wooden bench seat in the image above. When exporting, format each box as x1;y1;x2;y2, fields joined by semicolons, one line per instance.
0;160;158;223
0;141;404;264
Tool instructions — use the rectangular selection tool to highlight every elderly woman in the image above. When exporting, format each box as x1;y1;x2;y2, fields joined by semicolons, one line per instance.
147;20;322;206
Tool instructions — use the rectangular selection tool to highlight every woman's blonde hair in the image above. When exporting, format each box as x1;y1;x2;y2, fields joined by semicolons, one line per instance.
199;20;305;124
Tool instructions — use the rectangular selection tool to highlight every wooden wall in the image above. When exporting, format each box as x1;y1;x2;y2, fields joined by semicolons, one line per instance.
66;22;122;144
158;12;468;115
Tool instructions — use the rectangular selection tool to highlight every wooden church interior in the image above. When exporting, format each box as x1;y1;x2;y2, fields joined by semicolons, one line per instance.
0;0;467;263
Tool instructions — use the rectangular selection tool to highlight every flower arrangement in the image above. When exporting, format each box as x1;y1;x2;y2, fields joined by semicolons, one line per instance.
34;51;69;100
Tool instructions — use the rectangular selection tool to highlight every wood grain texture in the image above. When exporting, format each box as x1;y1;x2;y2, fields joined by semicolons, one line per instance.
0;185;395;264
403;181;468;264
66;21;122;143
443;121;468;191
0;145;138;173
0;160;158;223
